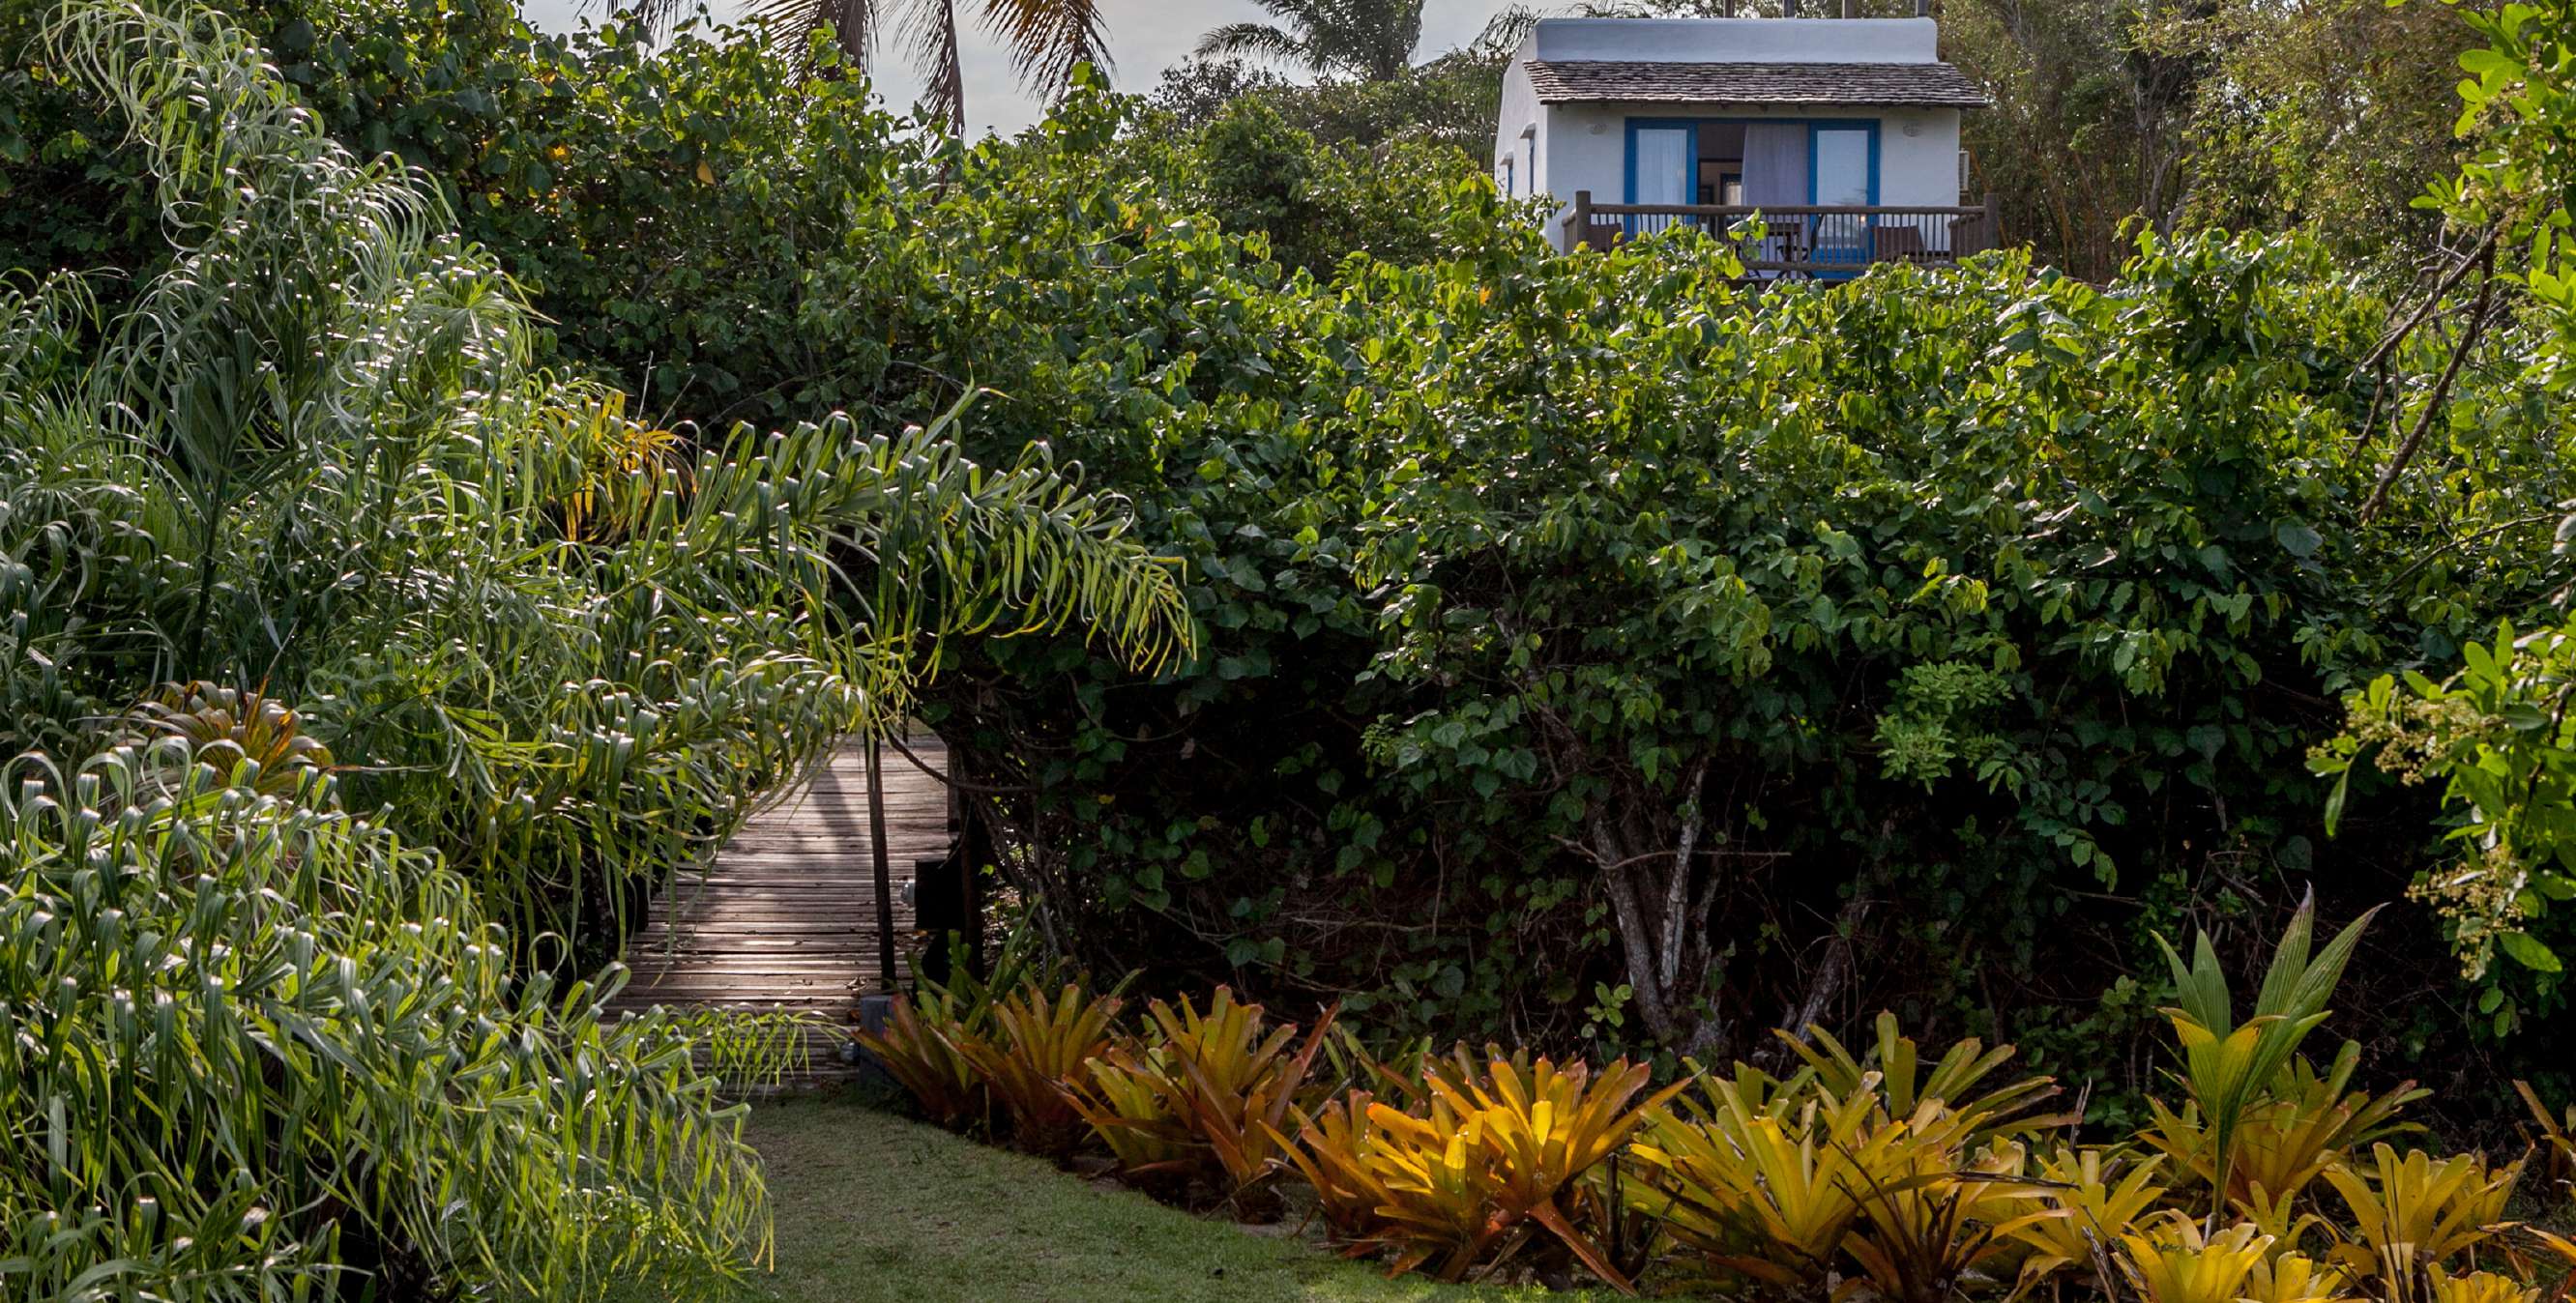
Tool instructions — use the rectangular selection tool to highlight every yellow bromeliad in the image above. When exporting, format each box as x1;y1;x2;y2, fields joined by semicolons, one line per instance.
2007;1147;2172;1298
2320;1144;2522;1303
2425;1266;2540;1303
1304;1050;1678;1292
2116;1217;2277;1303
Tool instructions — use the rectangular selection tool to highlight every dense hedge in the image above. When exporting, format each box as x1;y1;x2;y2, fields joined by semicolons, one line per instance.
841;116;2573;1110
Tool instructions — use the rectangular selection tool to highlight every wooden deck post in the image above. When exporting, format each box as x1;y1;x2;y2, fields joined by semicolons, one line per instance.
953;751;988;978
866;737;897;992
1983;191;2002;254
1568;190;1593;251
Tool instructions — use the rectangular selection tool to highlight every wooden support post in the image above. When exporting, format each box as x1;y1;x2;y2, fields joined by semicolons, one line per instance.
1569;190;1593;251
953;750;987;978
866;736;897;992
1982;191;2002;254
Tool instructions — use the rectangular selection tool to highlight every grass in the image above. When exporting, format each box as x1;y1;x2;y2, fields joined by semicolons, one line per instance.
706;1095;1625;1303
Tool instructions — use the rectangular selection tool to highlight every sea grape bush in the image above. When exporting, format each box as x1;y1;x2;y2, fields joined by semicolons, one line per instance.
845;94;2576;1086
861;904;2576;1297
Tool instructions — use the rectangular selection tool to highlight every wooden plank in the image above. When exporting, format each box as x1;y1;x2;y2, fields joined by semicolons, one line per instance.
610;733;951;1087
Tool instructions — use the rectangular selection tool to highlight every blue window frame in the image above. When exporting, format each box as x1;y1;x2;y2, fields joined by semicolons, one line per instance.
1621;116;1885;274
1620;116;1883;205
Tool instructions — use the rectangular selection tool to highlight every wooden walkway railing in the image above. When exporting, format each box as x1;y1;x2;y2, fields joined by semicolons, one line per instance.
605;735;952;1087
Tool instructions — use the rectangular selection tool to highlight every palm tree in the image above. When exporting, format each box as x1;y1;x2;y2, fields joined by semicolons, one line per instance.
1196;0;1426;83
634;0;1112;137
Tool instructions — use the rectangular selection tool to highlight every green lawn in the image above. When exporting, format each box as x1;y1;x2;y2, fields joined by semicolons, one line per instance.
716;1095;1625;1303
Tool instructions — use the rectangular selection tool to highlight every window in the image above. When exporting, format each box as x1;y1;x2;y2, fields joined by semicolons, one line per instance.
1498;157;1515;197
1811;128;1872;206
1628;118;1876;212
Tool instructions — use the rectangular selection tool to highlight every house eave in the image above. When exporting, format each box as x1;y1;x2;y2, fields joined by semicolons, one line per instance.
1526;60;1991;110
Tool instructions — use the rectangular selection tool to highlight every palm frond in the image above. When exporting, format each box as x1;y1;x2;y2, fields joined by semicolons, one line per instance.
904;0;965;132
977;0;1113;97
1195;19;1315;70
743;0;883;68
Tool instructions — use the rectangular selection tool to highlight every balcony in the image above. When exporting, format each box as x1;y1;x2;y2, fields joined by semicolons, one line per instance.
1559;190;2004;276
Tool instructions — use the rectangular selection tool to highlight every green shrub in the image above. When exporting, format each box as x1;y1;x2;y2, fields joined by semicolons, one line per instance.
0;739;769;1302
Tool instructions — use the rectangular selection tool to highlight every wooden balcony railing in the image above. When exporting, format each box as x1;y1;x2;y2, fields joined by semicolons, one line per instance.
1559;190;2004;275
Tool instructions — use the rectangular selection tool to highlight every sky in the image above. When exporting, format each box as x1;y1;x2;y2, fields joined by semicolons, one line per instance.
514;0;1532;136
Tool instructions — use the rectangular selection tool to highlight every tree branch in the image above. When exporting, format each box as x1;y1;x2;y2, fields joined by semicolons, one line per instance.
2359;240;2501;524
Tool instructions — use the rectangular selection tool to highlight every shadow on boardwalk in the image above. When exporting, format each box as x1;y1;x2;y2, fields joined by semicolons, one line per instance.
605;736;951;1086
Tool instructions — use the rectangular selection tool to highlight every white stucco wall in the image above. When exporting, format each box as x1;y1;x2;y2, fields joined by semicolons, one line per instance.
1493;35;1543;201
1876;106;1962;208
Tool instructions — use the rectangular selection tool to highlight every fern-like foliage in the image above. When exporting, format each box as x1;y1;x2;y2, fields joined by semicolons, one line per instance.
0;743;770;1302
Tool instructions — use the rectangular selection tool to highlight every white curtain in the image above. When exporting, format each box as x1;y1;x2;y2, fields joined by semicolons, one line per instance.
1742;124;1808;209
1631;128;1691;234
1739;123;1811;267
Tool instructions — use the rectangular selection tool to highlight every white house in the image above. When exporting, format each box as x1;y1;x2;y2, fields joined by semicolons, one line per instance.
1494;16;1994;269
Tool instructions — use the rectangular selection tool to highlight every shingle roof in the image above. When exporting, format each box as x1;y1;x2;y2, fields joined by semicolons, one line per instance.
1525;60;1989;108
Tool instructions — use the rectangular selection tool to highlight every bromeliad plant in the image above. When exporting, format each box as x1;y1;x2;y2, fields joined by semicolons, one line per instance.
2114;1217;2315;1303
1625;1071;1891;1293
1625;1039;2062;1301
854;983;993;1131
956;981;1126;1159
2141;1042;2426;1213
122;681;334;798
1785;1011;2069;1146
1073;987;1338;1214
2320;1144;2524;1303
2007;1147;2175;1297
866;900;2562;1300
2151;896;2383;1222
1339;1051;1682;1291
1276;1090;1402;1239
1836;1135;2061;1303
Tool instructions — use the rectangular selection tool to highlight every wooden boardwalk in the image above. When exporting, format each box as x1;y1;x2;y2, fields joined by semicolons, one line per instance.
607;736;952;1086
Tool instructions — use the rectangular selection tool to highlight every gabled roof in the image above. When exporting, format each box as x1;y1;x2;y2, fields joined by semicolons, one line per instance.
1525;59;1989;108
